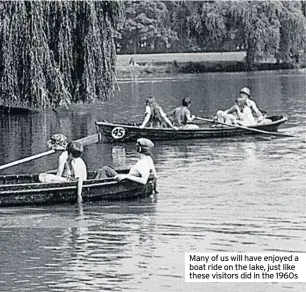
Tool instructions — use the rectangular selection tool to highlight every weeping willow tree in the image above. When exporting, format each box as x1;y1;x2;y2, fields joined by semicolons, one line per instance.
186;0;306;70
0;1;121;109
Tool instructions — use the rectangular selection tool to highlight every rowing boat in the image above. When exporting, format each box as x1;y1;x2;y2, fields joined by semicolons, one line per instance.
95;115;287;143
0;170;155;207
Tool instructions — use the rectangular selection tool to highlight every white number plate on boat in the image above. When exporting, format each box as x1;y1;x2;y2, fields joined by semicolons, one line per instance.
111;127;126;139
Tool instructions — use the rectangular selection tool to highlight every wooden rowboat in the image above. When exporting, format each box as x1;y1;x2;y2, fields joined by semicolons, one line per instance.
0;170;155;207
95;115;288;143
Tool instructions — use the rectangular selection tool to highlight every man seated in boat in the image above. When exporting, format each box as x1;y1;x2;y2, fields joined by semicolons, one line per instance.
168;97;199;129
39;137;87;203
216;87;270;125
139;96;177;129
94;138;157;186
234;97;257;126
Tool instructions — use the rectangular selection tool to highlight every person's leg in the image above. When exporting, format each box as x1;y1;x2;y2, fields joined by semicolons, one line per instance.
39;173;68;183
94;166;119;179
225;114;237;124
256;117;272;124
182;124;200;129
216;110;228;123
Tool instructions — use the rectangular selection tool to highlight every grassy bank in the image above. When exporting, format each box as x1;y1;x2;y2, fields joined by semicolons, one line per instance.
116;52;304;74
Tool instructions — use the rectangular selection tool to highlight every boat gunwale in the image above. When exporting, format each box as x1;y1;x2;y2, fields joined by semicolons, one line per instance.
0;180;122;194
0;172;155;195
95;115;287;132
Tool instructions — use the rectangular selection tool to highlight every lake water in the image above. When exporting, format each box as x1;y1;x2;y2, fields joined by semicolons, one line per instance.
0;69;305;292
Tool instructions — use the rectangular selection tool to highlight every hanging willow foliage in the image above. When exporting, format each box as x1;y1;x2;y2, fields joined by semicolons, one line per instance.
0;1;121;109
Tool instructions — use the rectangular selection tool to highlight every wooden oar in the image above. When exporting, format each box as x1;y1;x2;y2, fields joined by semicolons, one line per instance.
74;133;99;146
0;133;99;171
0;149;56;171
195;117;294;137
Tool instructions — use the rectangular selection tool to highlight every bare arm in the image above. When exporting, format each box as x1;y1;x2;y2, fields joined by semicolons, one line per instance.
126;174;148;185
56;152;67;176
249;100;263;117
140;106;151;128
225;104;238;114
77;178;84;204
115;173;148;185
73;158;86;204
186;109;195;122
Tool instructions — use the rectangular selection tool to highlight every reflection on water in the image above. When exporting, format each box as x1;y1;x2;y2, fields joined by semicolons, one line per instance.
0;70;305;291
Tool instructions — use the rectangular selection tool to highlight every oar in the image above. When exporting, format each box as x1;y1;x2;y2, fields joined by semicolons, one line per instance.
195;117;294;137
0;149;56;171
0;133;99;171
74;133;99;146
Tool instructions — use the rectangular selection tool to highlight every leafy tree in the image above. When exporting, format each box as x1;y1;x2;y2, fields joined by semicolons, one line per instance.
278;1;306;63
186;0;306;69
0;1;120;109
166;1;197;52
118;0;177;54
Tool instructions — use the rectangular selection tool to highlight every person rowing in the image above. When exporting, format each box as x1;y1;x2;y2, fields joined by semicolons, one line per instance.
139;96;177;129
216;87;269;125
168;97;199;129
94;138;157;187
235;97;257;126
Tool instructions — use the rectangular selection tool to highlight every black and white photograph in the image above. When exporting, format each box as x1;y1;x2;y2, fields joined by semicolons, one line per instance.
0;0;305;291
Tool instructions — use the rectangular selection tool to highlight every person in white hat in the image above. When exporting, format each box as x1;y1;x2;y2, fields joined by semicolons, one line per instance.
216;87;264;125
39;140;87;203
239;87;263;119
94;138;157;186
39;134;70;182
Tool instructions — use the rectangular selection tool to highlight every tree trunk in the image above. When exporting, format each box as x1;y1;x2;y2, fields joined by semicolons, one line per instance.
133;30;138;54
246;40;256;71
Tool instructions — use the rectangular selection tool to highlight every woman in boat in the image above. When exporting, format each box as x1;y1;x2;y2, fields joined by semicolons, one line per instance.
140;96;177;129
94;138;157;186
39;134;70;179
235;97;257;126
39;139;87;203
168;97;199;129
216;87;265;124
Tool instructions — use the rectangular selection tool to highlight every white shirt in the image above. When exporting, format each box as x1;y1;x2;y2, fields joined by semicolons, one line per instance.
129;155;157;183
71;157;87;181
238;106;256;126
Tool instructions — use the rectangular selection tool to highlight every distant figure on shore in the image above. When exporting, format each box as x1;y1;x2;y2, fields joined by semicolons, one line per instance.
168;97;199;129
129;57;140;67
94;138;157;187
216;87;267;125
140;96;178;129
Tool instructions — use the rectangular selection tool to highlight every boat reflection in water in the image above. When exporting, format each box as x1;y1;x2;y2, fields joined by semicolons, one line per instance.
52;201;157;291
0;198;157;291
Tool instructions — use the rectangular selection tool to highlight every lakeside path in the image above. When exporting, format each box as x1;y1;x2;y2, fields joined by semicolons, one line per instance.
116;51;246;67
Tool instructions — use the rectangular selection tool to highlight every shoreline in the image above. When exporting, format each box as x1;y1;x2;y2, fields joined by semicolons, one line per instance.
116;52;305;75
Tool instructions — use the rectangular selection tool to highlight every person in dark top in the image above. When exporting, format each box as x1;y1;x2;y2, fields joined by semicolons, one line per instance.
168;97;199;129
